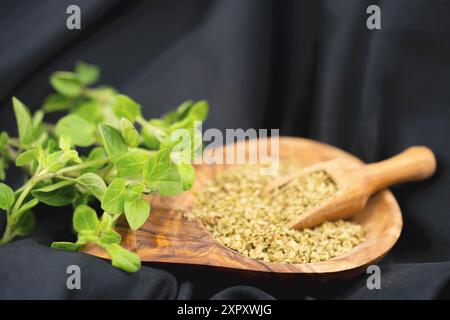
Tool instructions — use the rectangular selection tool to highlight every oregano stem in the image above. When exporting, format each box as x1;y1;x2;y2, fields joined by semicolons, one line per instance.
0;223;13;244
57;157;108;175
2;157;109;241
12;175;40;215
1;173;42;244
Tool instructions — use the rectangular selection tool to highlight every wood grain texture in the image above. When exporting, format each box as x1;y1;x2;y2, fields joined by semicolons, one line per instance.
83;137;403;279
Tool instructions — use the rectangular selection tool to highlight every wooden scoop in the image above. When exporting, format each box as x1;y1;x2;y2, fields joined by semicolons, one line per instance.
264;146;436;230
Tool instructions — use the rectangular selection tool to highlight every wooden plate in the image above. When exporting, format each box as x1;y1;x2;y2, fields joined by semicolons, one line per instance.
84;137;403;279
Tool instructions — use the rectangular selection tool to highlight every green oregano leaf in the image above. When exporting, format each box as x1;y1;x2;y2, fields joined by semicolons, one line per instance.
55;114;97;147
73;205;99;232
16;198;39;216
42;94;72;112
124;197;150;230
50;71;83;97
15;210;36;236
106;243;141;273
174;100;194;121
99;212;114;231
44;151;66;172
177;163;195;190
0;163;6;181
45;138;58;153
15;149;36;167
32;181;76;206
59;135;72;151
187;100;209;122
141;121;167;150
75;61;100;85
0;183;15;210
77;173;107;201
101;177;126;215
33;180;74;193
72;192;89;208
98;123;128;162
112;95;141;122
81;147;106;173
99;229;121;246
77;230;98;244
115;149;148;179
143;149;183;196
120;117;139;148
51;241;81;252
73;100;104;124
12;97;34;144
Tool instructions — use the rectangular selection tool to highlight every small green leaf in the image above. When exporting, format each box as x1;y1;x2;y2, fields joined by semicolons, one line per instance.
42;94;72;112
81;147;106;173
143;149;183;196
112;95;141;122
35;145;47;163
0;163;6;181
124;197;150;230
32;181;76;206
99;213;114;230
61;149;82;164
77;173;107;201
99;229;121;246
45;138;57;153
16;198;39;216
98;123;128;162
177;163;195;190
12;97;34;144
55;114;96;147
73;205;99;232
15;149;36;167
77;230;98;244
174;100;194;120
188;100;209;122
115;150;148;179
106;243;141;272
120;118;139;147
51;241;80;252
101;178;126;215
125;189;141;201
72;192;89;208
75;61;100;85
15;210;35;236
0;131;9;155
50;71;83;97
73;100;104;124
59;135;72;151
141;121;167;150
32;110;44;128
0;131;8;146
44;151;66;172
0;183;15;210
34;180;74;193
128;182;145;194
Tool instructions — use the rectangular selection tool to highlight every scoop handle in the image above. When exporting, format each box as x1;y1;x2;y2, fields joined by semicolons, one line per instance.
365;146;436;193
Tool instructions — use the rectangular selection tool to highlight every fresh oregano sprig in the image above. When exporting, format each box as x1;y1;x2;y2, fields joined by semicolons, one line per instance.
0;62;208;272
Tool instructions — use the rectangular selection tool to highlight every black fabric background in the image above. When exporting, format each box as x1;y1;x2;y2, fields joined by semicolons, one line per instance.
1;0;450;299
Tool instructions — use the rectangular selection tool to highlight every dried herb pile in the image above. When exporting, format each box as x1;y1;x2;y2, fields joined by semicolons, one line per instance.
187;165;365;264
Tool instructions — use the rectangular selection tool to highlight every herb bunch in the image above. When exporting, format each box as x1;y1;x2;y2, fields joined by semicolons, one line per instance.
0;62;208;272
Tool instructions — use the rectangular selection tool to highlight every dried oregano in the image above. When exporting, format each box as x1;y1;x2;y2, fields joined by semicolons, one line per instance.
187;164;365;264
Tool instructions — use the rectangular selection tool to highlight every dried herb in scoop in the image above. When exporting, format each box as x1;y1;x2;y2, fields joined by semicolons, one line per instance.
187;164;365;264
